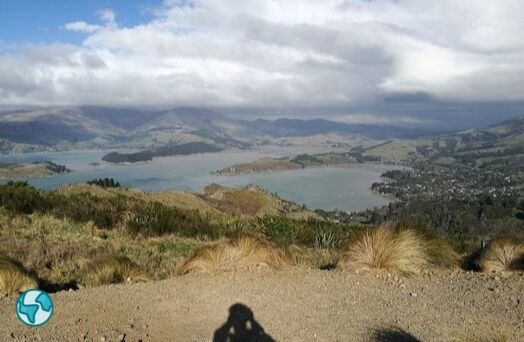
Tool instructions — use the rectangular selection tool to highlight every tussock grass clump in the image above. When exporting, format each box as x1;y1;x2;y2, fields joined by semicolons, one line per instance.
338;227;458;275
0;255;38;297
179;235;291;274
79;255;151;287
339;228;427;275
477;235;524;272
423;236;460;268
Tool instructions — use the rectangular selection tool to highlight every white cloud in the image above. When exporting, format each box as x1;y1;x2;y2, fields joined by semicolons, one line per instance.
2;0;524;111
64;21;102;33
98;9;116;27
64;8;117;34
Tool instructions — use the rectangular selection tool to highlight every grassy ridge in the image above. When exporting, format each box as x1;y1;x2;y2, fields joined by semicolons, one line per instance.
0;181;360;246
0;182;362;290
0;181;522;295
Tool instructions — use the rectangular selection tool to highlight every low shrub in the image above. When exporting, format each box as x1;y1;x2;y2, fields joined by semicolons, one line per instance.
86;178;121;188
49;193;128;229
126;201;216;238
257;217;293;245
0;181;48;214
314;228;340;249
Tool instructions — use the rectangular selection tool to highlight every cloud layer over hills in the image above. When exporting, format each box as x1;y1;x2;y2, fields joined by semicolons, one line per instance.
1;1;523;127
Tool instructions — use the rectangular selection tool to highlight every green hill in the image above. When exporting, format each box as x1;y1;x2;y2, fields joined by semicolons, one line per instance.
364;115;524;166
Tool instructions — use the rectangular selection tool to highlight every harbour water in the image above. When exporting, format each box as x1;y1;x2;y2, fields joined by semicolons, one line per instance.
0;148;400;212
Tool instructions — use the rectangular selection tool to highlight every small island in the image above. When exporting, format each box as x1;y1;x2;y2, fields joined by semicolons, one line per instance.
214;151;379;176
102;142;223;164
0;161;71;179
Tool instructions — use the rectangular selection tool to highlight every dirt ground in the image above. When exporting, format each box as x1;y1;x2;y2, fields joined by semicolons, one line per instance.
0;268;522;342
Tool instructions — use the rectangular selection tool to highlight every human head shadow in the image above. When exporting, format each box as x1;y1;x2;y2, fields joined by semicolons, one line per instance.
213;303;275;342
372;327;421;342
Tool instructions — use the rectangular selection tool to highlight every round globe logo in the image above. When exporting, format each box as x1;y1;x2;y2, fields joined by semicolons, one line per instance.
16;289;53;327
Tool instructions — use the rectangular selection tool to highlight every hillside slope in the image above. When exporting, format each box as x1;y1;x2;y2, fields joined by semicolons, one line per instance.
56;183;320;219
364;115;524;163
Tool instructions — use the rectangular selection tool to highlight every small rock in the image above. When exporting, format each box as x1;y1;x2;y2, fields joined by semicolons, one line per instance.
410;292;417;297
118;333;126;342
100;336;106;342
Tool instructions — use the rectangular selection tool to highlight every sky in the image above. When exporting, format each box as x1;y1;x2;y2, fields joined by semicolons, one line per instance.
1;0;524;129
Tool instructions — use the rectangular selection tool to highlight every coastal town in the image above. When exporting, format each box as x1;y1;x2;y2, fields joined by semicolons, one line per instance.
371;166;516;202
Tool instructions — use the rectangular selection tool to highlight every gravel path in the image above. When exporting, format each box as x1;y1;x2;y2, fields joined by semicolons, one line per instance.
0;269;522;341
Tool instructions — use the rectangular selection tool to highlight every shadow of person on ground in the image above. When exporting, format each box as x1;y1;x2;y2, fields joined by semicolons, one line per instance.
213;303;275;342
372;327;421;342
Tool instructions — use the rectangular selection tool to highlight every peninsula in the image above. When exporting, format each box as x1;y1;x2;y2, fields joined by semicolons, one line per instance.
214;151;377;175
0;161;70;179
102;142;223;164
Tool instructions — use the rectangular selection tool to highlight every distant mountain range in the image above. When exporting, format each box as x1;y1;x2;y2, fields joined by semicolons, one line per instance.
0;106;436;153
241;118;434;139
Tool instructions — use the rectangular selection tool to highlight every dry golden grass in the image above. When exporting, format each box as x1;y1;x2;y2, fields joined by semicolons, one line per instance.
0;255;38;297
79;255;151;287
424;237;460;268
58;183;319;220
477;235;524;272
338;227;457;275
179;235;291;274
288;244;339;270
0;211;198;287
201;184;270;216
